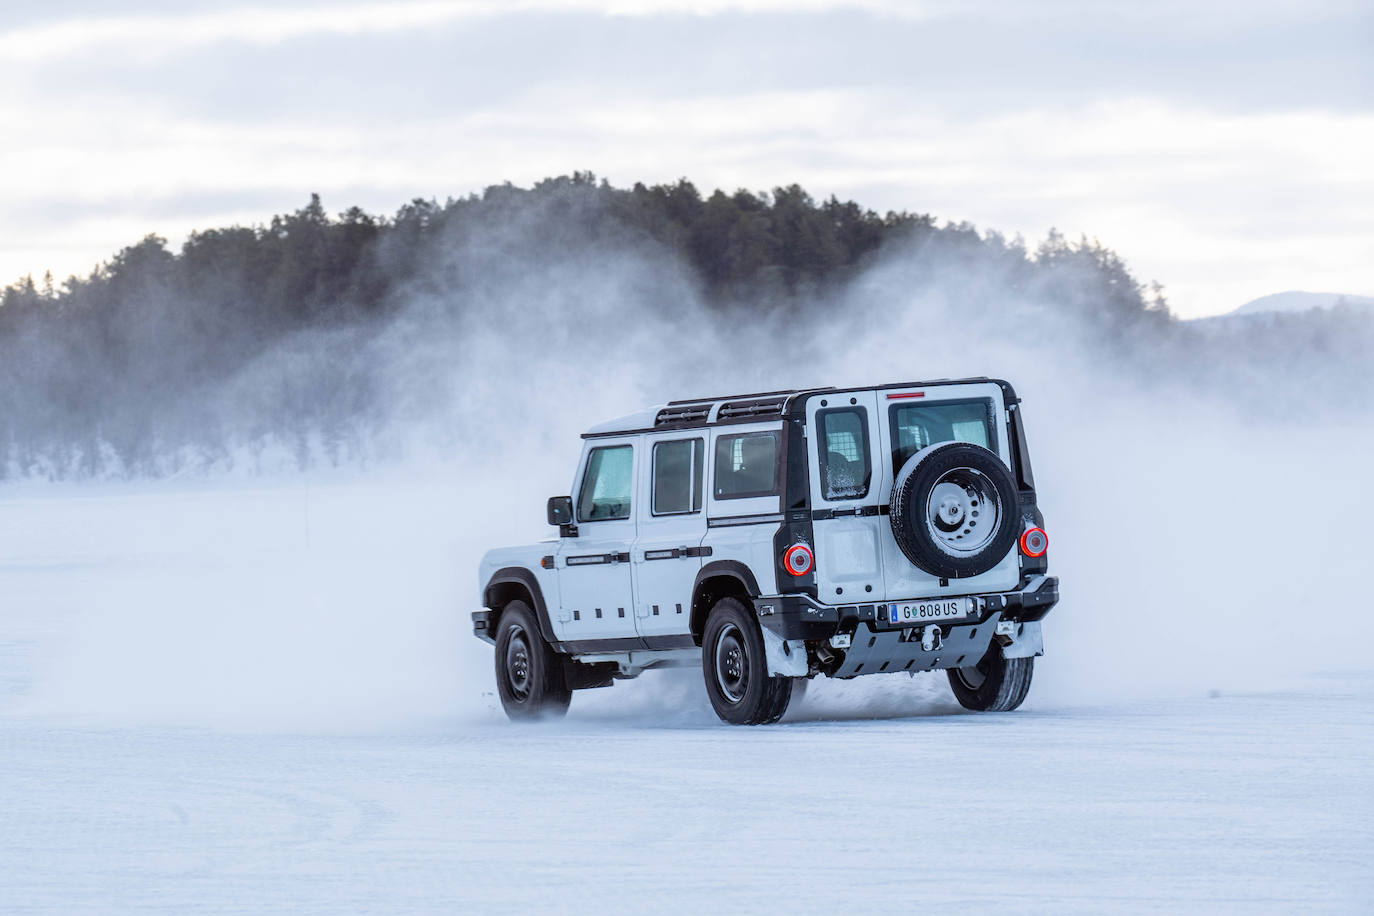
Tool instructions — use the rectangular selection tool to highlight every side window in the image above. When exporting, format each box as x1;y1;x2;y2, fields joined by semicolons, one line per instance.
714;431;779;500
652;438;704;515
577;445;633;521
890;398;996;473
817;408;871;500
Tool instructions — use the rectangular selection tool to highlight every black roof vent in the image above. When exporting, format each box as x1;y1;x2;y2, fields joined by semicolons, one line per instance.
716;397;787;421
654;404;711;427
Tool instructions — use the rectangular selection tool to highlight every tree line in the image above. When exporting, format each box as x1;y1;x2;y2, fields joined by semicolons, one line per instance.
0;173;1361;479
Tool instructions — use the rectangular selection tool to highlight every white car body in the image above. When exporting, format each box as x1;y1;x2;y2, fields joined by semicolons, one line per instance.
474;379;1058;720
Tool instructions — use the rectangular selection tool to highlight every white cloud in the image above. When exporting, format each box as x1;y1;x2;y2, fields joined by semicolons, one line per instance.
1;2;1370;314
7;0;1361;64
3;86;1370;315
0;0;942;63
7;0;1364;65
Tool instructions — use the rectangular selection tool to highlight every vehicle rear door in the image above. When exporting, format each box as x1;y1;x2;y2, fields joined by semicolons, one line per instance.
805;391;887;603
876;382;1020;599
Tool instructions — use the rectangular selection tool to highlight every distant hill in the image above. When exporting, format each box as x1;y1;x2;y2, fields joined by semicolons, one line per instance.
0;174;1163;479
1230;290;1374;316
1;175;1369;481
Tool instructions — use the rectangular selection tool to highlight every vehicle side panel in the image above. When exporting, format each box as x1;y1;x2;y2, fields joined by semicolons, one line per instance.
478;545;561;641
554;435;641;643
700;421;785;599
631;432;707;643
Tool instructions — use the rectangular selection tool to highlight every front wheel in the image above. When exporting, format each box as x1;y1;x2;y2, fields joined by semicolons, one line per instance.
701;597;793;725
947;645;1034;712
494;600;571;721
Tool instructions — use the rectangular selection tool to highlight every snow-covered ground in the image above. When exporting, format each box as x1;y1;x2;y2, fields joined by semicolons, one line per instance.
4;676;1371;913
2;468;1372;913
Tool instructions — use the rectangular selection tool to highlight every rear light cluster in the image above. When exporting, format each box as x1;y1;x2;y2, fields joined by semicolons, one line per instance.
1020;526;1048;558
783;543;814;576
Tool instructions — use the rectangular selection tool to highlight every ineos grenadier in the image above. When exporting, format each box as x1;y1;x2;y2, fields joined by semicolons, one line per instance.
473;379;1058;724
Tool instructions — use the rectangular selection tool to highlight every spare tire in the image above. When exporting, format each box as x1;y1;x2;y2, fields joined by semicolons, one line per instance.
889;441;1019;579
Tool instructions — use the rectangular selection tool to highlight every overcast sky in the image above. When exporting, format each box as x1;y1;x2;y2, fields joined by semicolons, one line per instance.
2;0;1370;316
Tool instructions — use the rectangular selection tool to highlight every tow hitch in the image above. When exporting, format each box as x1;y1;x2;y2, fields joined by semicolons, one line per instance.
921;626;943;652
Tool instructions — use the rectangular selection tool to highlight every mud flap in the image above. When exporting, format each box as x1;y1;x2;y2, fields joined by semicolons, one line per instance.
760;625;809;677
999;620;1044;659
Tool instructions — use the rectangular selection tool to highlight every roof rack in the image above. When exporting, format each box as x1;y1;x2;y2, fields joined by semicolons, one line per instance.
582;380;1011;439
716;396;787;421
653;403;711;427
666;387;827;406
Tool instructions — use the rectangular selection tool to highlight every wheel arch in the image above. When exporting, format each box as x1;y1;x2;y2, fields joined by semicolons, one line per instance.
484;567;558;645
690;560;761;645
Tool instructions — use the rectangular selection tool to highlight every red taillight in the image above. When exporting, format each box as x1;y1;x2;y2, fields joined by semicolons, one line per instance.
783;543;814;576
1020;527;1048;557
886;391;925;400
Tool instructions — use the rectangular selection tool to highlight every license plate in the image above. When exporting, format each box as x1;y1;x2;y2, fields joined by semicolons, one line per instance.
884;598;973;625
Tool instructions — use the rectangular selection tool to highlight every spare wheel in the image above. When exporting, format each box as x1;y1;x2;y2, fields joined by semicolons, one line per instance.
888;441;1019;579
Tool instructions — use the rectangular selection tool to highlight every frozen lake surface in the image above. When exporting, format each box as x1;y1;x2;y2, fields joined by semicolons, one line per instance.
3;681;1374;913
2;476;1371;913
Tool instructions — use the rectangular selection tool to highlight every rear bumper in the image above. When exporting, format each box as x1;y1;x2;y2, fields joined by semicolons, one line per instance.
755;575;1059;642
472;608;496;645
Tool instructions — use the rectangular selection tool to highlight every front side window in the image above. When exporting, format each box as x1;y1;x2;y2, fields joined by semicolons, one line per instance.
577;445;633;521
890;398;996;473
817;408;871;500
652;438;704;515
714;431;779;500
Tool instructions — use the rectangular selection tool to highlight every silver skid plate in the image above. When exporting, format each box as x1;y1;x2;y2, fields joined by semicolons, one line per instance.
832;615;998;678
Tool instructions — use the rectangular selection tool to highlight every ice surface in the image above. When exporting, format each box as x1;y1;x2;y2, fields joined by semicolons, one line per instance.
2;474;1371;912
3;682;1372;913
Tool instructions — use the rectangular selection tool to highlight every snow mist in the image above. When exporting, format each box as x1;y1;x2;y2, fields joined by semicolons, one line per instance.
6;197;1371;729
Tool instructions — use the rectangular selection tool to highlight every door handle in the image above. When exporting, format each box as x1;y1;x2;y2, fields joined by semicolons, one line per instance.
567;552;630;566
642;546;714;562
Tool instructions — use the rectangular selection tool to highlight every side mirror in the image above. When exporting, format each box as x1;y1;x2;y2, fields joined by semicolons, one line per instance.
547;495;574;527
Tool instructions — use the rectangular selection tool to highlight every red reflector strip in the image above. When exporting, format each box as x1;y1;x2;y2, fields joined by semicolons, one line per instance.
886;392;925;400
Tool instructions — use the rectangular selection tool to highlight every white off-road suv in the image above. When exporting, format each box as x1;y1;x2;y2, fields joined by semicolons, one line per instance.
473;379;1058;725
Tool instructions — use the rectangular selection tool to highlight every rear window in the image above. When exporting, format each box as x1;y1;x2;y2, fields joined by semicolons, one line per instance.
652;438;704;515
890;398;997;473
817;408;871;500
713;431;779;499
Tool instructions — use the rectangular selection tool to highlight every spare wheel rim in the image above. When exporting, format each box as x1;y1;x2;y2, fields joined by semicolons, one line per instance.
924;467;1001;557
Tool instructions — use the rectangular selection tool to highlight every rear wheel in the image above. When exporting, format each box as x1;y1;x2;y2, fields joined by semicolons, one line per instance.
494;600;571;721
947;644;1033;712
701;597;793;725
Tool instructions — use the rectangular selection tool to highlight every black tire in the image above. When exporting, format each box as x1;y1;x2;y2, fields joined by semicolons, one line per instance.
947;645;1034;712
493;600;571;721
701;597;793;725
889;441;1019;579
